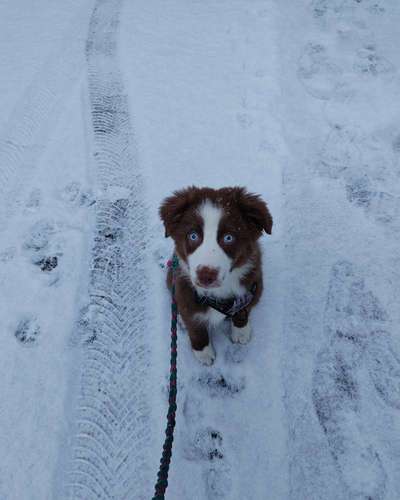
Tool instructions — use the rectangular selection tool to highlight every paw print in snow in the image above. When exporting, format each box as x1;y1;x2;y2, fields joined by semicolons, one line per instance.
184;427;224;462
196;371;245;397
15;316;40;346
367;3;385;15
59;181;95;208
183;426;232;499
23;220;63;283
205;466;232;499
310;0;343;18
346;176;400;228
236;113;253;129
0;247;16;263
354;45;395;77
224;342;249;364
298;43;343;100
23;220;55;252
25;188;41;212
311;0;328;17
316;125;361;179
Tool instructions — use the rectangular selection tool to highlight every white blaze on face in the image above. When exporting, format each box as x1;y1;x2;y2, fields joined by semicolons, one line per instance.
188;201;232;289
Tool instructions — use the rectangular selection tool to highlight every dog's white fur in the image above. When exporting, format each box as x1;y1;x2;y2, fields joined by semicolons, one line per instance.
192;343;216;366
231;322;252;344
194;308;225;327
187;202;230;289
186;201;254;302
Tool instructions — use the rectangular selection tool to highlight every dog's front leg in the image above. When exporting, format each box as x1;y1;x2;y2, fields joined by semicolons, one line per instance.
231;309;252;345
185;320;216;366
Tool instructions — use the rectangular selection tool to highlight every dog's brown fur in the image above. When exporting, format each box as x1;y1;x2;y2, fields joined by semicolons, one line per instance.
160;186;272;356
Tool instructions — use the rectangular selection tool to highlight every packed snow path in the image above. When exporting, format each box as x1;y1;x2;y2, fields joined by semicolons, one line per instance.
0;1;400;499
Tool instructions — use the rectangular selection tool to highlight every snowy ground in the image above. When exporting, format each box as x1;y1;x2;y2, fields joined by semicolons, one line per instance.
0;1;399;499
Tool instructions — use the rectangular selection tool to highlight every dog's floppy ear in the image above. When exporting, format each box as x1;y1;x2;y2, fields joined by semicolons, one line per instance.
159;186;198;238
235;187;273;236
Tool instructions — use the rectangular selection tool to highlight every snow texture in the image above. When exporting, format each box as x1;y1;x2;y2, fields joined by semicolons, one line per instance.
0;0;400;499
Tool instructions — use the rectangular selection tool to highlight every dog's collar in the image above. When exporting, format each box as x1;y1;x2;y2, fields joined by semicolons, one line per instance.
194;282;257;318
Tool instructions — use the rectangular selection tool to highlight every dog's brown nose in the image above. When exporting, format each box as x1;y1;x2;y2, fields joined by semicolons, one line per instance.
196;266;219;287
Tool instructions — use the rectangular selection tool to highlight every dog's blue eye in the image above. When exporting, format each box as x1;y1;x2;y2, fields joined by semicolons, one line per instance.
223;234;234;243
188;231;199;241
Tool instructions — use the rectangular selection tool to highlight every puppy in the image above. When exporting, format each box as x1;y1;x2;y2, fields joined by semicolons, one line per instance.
159;186;272;365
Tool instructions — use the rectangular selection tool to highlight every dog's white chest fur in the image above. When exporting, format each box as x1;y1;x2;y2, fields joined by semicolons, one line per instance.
194;308;226;326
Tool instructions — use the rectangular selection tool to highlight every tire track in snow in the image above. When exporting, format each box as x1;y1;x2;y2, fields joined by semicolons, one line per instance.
0;5;92;233
64;1;151;498
312;261;389;500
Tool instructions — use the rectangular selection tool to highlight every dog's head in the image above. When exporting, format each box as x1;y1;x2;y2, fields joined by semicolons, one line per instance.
159;186;272;294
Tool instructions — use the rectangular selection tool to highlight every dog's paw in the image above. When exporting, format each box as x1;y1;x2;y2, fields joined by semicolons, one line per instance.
230;323;252;345
193;344;216;366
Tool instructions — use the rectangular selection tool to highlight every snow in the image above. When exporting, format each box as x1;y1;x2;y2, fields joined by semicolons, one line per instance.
0;0;399;499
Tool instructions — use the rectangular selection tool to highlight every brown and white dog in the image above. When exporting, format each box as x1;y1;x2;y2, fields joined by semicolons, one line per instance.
159;186;272;365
